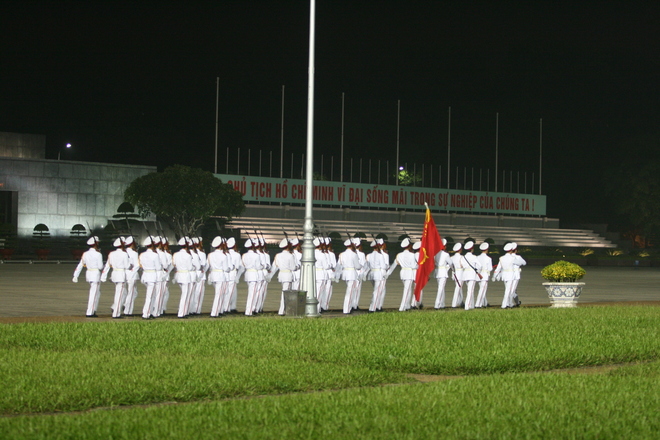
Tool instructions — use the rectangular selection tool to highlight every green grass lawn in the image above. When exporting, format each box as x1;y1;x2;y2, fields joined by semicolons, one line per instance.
1;306;659;438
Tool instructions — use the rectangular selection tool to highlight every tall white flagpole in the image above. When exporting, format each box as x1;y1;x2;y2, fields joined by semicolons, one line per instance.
280;85;285;178
495;112;499;192
447;106;451;189
340;92;345;182
396;100;400;185
214;77;219;174
539;118;543;195
301;0;319;317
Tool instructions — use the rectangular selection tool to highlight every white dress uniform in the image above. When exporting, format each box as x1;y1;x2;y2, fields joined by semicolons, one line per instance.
159;249;173;314
151;246;167;317
101;241;130;318
459;244;481;310
188;247;202;314
190;248;208;315
172;245;195;317
314;242;330;310
450;244;464;308
367;243;389;312
338;244;363;314
256;245;271;313
493;244;527;308
73;241;104;317
242;243;263;316
353;244;367;310
387;241;418;312
324;244;337;310
208;241;233;317
292;245;302;291
227;242;244;313
433;248;452;309
475;246;493;308
269;240;299;315
139;244;163;319
123;244;140;315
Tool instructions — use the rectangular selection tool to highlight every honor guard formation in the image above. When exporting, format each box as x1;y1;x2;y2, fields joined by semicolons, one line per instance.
72;233;526;318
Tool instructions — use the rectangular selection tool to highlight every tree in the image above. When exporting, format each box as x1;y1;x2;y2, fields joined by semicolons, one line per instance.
607;133;660;247
124;165;244;237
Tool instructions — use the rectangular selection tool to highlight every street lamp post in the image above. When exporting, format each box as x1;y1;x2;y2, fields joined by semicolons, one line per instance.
58;143;72;160
300;0;319;317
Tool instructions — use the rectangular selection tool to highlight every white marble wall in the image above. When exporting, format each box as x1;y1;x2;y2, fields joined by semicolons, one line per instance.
0;158;155;238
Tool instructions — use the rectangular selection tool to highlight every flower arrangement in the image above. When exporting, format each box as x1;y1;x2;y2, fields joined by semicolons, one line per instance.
541;260;586;282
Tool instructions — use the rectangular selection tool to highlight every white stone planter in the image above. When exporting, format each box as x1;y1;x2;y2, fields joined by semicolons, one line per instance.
543;282;585;308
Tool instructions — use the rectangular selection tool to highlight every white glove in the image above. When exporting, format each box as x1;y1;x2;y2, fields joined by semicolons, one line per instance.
72;277;78;283
100;277;107;283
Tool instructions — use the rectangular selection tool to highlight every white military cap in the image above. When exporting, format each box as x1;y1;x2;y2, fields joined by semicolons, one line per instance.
453;242;462;252
211;236;223;248
344;239;351;247
503;243;513;252
258;238;265;246
143;236;155;247
162;237;168;244
192;237;199;244
113;237;123;247
153;236;161;244
479;242;490;250
322;237;329;245
464;241;474;250
177;237;186;246
352;238;361;246
86;237;96;246
226;237;236;248
510;242;518;251
412;241;422;250
441;238;447;246
279;238;288;248
401;238;410;248
251;238;260;247
124;236;134;245
290;238;299;246
313;237;321;247
197;237;203;242
376;238;384;245
369;240;377;247
244;239;253;248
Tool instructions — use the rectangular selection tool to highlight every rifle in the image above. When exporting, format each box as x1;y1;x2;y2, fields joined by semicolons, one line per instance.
462;254;483;280
85;221;97;246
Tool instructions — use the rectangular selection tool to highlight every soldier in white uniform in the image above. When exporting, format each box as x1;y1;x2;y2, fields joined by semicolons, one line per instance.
226;237;244;313
122;236;140;316
475;242;493;308
150;237;167;318
255;237;271;314
338;238;363;314
269;238;299;315
208;237;233;317
158;237;174;315
291;238;302;290
72;236;103;317
459;241;481;310
353;238;367;311
387;238;418;312
172;237;195;318
493;242;527;308
101;237;130;318
411;241;423;309
367;238;389;312
450;243;464;308
189;237;208;315
324;237;337;310
314;238;330;311
139;236;162;320
242;239;263;316
433;238;452;309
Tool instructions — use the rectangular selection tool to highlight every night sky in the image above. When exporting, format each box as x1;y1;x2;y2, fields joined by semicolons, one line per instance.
2;1;659;224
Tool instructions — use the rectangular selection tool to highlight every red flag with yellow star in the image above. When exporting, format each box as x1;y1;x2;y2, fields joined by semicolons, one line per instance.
414;204;444;302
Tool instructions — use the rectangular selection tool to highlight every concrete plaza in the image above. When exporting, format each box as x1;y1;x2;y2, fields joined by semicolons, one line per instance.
1;262;659;322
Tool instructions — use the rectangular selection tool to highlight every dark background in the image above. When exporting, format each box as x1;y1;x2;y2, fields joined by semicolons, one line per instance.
2;1;658;224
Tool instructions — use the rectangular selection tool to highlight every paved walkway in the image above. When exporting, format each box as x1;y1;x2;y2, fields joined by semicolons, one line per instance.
1;262;659;322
